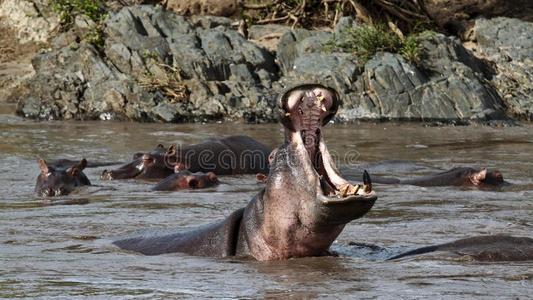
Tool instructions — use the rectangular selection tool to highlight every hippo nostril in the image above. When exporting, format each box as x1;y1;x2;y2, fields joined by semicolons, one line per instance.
101;170;112;180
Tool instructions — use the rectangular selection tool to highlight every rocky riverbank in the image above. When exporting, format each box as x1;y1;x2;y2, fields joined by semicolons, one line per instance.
2;1;532;123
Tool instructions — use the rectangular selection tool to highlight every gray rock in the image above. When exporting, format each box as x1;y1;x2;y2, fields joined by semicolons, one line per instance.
15;5;525;124
281;33;506;122
17;5;279;123
473;17;533;121
336;37;507;122
276;29;332;74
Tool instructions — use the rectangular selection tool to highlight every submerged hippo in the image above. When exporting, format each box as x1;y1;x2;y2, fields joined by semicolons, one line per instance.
344;166;506;187
101;144;173;180
399;167;506;187
388;235;533;261
35;158;91;196
101;136;272;180
165;135;272;175
151;169;219;191
113;83;377;260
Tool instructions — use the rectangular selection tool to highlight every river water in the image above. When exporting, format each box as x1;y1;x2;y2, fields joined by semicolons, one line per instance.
1;103;532;299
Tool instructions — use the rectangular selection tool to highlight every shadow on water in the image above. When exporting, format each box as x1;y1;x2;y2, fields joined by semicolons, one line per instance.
1;111;532;298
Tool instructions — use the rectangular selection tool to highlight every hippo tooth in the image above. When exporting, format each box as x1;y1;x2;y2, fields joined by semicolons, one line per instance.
317;96;324;101
363;170;370;185
340;184;349;197
350;184;360;195
285;112;291;117
363;170;372;193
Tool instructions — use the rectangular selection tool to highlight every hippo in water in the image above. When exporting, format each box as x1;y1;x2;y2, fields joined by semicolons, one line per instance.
101;144;173;180
151;168;219;191
35;158;91;196
113;83;377;260
165;135;272;175
101;136;272;180
343;166;506;187
399;167;506;186
388;235;533;262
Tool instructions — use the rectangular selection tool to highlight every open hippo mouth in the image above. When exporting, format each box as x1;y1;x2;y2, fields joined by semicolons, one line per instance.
278;84;376;212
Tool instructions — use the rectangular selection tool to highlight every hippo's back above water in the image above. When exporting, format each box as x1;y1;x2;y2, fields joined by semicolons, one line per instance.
389;235;533;261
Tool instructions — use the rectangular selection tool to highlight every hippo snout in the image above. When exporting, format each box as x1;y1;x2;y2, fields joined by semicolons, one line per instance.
100;170;113;180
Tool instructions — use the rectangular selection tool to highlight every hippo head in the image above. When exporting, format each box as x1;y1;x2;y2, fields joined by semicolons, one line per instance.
151;169;219;191
35;158;91;196
469;168;506;186
275;83;376;223
244;84;377;260
100;144;174;180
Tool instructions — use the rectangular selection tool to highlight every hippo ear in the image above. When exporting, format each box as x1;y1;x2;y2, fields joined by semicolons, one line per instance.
39;158;49;173
470;168;487;185
256;173;268;183
78;158;87;170
167;144;176;156
206;172;218;183
67;165;79;177
165;145;178;167
157;144;165;149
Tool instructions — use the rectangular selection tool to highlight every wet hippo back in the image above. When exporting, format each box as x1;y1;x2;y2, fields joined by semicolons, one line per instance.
399;167;506;186
388;235;533;261
169;135;272;175
113;208;244;257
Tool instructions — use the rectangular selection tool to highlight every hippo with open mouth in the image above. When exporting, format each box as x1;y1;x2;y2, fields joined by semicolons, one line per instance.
113;83;377;260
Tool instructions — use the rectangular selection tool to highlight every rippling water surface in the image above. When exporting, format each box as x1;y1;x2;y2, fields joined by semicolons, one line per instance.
1;104;532;298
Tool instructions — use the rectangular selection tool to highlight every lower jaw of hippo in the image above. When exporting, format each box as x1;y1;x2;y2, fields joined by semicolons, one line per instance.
313;133;376;206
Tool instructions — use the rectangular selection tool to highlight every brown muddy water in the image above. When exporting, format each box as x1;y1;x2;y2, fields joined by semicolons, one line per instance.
1;103;532;298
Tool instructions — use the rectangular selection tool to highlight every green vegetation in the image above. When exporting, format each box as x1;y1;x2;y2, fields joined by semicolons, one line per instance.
50;0;108;51
82;26;105;50
50;0;107;26
324;23;431;65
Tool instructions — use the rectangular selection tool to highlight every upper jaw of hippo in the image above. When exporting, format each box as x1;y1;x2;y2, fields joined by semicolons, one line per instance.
278;83;376;211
